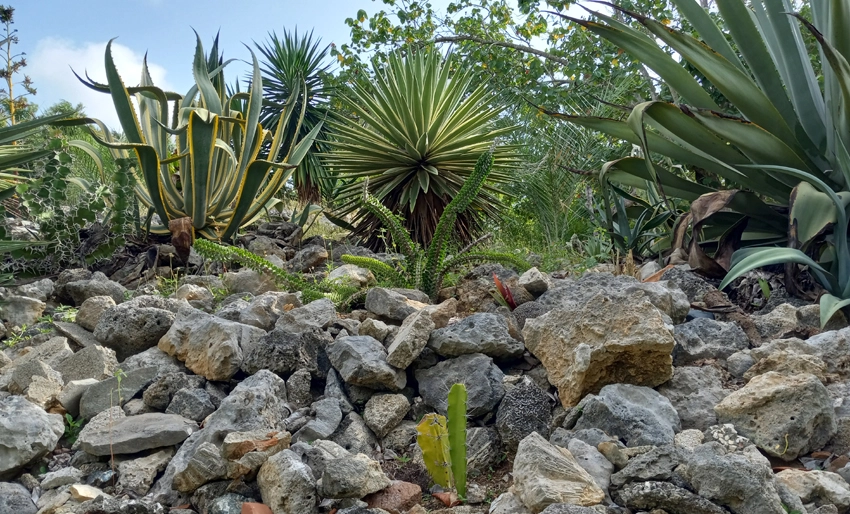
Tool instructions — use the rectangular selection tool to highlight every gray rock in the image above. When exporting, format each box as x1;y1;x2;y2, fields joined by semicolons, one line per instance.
143;372;206;411
467;426;502;472
65;272;126;305
359;318;390;344
207;493;250;514
609;445;683;489
415;353;505;418
285;244;328;273
71;495;166;514
257;450;318;514
71;405;123;452
0;295;45;328
726;351;756;378
328;264;375;289
365;288;423;321
385;309;435;369
221;268;276;296
172;441;227;492
94;303;176;361
78;366;158;420
318;453;390;499
537;272;689;324
660;265;719;303
656;366;728;431
573;384;681;447
75;295;115;331
614;481;729;514
293;398;343;443
16;278;54;303
52;321;99;349
166;388;216;422
677;442;789;514
241;326;331;379
324;368;354;415
427;313;524;360
58;378;98;417
0;481;37;514
276;298;337;331
490;492;532;514
673;318;750;365
215;298;251;323
120;347;187;377
496;376;552;450
175;284;215;312
539;505;601;514
330;412;379;455
512;301;551;331
77;412;198;456
327;336;406;391
0;396;63;479
290;439;349;479
54;269;92;304
715;372;836;460
40;465;83;489
149;371;289;505
9;359;62;395
519;267;551;297
776;469;850;513
117;448;174;496
286;369;314;409
363;394;410;438
512;432;605;512
158;306;266;381
55;344;118;383
566;439;614;495
239;292;301;331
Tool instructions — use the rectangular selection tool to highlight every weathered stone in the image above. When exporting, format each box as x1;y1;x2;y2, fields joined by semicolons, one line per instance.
490;492;532;514
359;318;390;344
172;441;227;492
386;309;435;369
660;265;719;303
40;466;83;489
222;268;277;296
715;372;836;460
365;288;424;321
77;412;198;456
75;295;115;331
656;366;728;431
745;350;828;382
9;359;62;395
166;388;216;422
64;272;126;306
364;480;421;514
776;469;850;513
415;353;505;418
58;378;98;418
257;450;318;514
523;293;674;407
566;439;614;496
496;376;552;450
0;481;37;514
285;245;328;273
466;426;503;473
94;303;175;361
573;384;681;447
293;398;343;443
175;284;215;312
512;432;605;512
427;313;524;360
0;396;63;479
672;318;750;365
330;412;379;455
752;303;803;342
143;372;206;411
285;368;313;409
327;336;406;391
117;448;174;496
318;453;390;499
328;264;376;289
239;292;302;331
519;267;551;297
363;394;410;438
55;344;118;383
241;326;331;379
276;298;337;331
158;306;266;381
0;295;45;328
120;347;187;377
78;366;158;420
614;481;728;514
609;445;682;489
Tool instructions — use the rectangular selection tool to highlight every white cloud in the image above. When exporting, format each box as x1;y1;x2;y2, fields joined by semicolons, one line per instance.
28;37;175;131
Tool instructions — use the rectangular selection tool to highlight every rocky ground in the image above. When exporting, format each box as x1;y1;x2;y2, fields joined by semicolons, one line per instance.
2;239;850;514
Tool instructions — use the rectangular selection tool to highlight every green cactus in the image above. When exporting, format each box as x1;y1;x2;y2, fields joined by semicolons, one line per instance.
447;383;468;500
416;383;469;500
416;413;453;490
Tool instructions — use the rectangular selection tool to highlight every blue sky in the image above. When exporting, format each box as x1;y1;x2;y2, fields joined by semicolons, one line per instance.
15;0;451;128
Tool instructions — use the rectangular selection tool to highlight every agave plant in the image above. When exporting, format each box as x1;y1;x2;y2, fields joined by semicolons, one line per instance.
546;0;850;324
70;32;321;241
325;50;521;249
257;29;334;204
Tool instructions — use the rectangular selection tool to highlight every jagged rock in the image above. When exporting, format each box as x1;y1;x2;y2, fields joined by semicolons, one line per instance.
257;450;318;514
143;372;206;411
715;372;836;460
222;268;277;296
293;398;343;443
9;359;63;395
573;384;681;447
276;298;337;331
672;318;750;365
58;378;98;418
0;295;45;328
467;426;503;472
512;301;551;331
318;452;390;499
365;288;425;321
328;264;376;289
75;295;115;331
677;442;790;514
566;439;614;496
94;302;176;361
285;368;313;409
78;366;158;420
241;326;332;379
427;313;524;360
327;336;406;391
331;412;379;455
415;353;505;418
614;481;728;514
239;292;302;331
0;481;37;514
660;266;720;303
64;272;126;306
726;351;756;378
359;319;390;344
285;245;328;273
523;293;674;407
490;492;532;514
364;480;422;514
0;396;64;479
609;445;682;489
656;366;728;431
173;441;227;492
72;495;166;514
363;394;410;438
158;306;266;381
77;413;198;456
496;376;552;450
175;284;215;312
40;466;83;489
512;432;605;512
386;309;435;369
120;347;187;377
538;505;602;514
746;350;828;381
324;368;354;415
117;448;174;496
752;303;804;341
166;388;216;422
675;429;706;449
776;469;850;513
519;267;551;297
55;344;118;383
16;278;53;302
54;320;99;349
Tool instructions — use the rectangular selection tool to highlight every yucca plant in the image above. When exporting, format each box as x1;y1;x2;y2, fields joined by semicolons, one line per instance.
325;50;521;249
257;29;334;204
69;32;321;241
546;0;850;325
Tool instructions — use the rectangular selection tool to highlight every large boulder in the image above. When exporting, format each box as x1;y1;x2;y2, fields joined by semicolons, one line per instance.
0;396;63;479
415;353;505;418
714;372;836;460
158;306;266;381
326;336;406;391
427;312;524;360
523;293;674;407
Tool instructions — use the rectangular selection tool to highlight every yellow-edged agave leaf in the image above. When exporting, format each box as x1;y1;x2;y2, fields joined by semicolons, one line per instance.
103;39;145;145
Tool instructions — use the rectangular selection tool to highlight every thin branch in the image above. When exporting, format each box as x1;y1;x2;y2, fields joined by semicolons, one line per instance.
432;35;571;67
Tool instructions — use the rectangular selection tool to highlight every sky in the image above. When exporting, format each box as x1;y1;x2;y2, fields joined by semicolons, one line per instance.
14;0;450;129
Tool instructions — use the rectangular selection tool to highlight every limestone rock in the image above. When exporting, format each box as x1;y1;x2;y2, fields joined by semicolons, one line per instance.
0;396;64;479
656;366;728;431
496;376;552;450
276;298;337;331
64;272;126;305
172;441;227;492
523;293;674;407
427;312;524;360
415;353;505;418
75;295;115;331
365;288;424;321
94;302;176;361
78;366;158;420
328;264;376;289
241;327;332;379
293;398;343;443
55;344;118;383
0;295;45;328
672;318;750;365
117;448;174;496
776;469;850;513
77;413;198;456
257;450;318;514
614;481;728;514
0;482;36;514
363;394;410;438
519;267;551;297
386;309;435;369
318;453;391;499
327;336;406;391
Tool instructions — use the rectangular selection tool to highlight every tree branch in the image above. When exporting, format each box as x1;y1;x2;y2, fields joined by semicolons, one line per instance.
432;35;571;67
